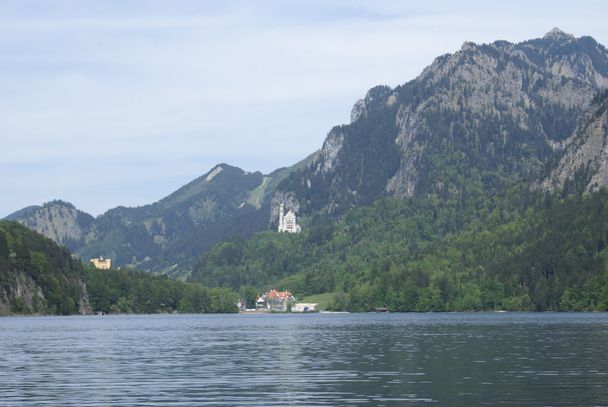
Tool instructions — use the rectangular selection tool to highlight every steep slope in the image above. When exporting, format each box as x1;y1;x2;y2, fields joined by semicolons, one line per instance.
193;29;608;310
272;29;608;218
77;164;267;276
9;29;608;279
5;200;95;252
6;157;317;276
82;158;324;276
540;90;608;192
0;221;91;315
193;187;608;312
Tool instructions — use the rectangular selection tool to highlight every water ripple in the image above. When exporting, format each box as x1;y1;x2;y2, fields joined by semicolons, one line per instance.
1;313;607;406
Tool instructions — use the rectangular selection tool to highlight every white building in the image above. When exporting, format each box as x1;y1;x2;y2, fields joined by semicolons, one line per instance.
277;203;301;233
292;303;318;313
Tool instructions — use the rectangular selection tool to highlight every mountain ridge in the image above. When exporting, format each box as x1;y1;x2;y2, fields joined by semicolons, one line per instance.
270;28;608;218
4;156;318;276
539;90;608;192
7;29;608;279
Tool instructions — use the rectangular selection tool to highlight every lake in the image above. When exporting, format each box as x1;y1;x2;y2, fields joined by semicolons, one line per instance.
1;313;607;406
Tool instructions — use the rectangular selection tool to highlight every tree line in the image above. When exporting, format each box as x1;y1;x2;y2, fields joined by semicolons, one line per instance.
193;186;608;312
0;220;238;315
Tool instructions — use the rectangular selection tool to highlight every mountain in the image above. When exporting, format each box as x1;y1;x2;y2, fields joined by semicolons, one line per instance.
5;154;318;276
8;29;608;283
540;90;608;192
79;164;267;276
4;200;95;252
0;220;240;315
191;29;608;311
0;221;91;315
193;187;608;312
271;29;608;218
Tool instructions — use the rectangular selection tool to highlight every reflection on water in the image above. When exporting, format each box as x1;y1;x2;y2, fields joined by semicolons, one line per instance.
1;313;607;406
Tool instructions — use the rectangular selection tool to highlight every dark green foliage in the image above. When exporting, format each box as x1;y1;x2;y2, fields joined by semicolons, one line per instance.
85;267;238;314
216;33;608;311
0;221;86;315
77;164;272;276
273;31;608;221
0;231;10;260
278;103;402;216
5;165;275;277
239;285;259;309
192;187;608;312
0;221;239;315
194;232;308;289
8;31;608;315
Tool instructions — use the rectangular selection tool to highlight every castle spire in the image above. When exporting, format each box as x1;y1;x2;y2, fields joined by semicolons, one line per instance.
278;203;284;232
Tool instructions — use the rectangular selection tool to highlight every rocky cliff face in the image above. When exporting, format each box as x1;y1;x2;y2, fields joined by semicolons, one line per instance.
0;271;45;315
6;157;316;276
5;200;94;252
9;29;608;276
0;221;91;315
4;165;268;276
274;29;608;216
540;91;608;192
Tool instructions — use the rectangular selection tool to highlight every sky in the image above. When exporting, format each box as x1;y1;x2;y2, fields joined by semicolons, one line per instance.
2;0;608;217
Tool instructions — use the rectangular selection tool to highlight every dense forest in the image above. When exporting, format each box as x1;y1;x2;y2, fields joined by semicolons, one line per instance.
0;221;88;315
86;268;238;314
0;221;238;315
5;32;608;315
191;70;608;312
4;188;608;315
193;186;608;312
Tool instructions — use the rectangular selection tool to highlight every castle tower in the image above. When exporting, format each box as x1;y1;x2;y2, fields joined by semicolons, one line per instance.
278;203;284;232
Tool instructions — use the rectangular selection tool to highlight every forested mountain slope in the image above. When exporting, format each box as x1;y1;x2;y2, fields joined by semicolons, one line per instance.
7;30;608;290
540;90;608;192
271;29;608;217
193;186;608;312
5;157;317;276
0;221;90;315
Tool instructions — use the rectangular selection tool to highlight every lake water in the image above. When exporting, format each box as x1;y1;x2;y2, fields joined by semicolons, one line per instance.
1;313;607;406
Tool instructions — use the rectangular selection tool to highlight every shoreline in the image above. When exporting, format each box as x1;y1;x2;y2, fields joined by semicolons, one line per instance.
3;310;608;318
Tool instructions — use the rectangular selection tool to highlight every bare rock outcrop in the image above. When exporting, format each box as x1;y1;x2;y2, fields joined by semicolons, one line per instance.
540;92;608;191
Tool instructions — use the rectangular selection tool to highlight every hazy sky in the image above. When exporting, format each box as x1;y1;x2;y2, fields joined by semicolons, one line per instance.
2;0;608;217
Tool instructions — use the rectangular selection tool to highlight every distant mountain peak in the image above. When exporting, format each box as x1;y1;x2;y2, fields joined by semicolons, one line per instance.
274;29;608;216
3;200;94;251
4;199;78;221
42;199;76;209
205;165;224;182
544;27;574;40
460;41;477;52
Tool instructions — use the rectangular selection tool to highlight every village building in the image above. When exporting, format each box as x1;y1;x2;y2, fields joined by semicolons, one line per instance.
256;289;296;312
277;203;301;233
90;256;112;270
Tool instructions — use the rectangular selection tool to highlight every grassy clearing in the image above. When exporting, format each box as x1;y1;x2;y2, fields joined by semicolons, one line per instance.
299;292;336;310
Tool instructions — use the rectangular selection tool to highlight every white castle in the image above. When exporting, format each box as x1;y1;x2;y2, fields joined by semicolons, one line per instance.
277;203;301;233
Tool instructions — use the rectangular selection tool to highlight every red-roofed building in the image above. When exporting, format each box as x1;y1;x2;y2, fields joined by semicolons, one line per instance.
256;289;295;311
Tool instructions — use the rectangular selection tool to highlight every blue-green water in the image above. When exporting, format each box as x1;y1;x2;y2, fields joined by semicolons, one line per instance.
1;313;607;406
